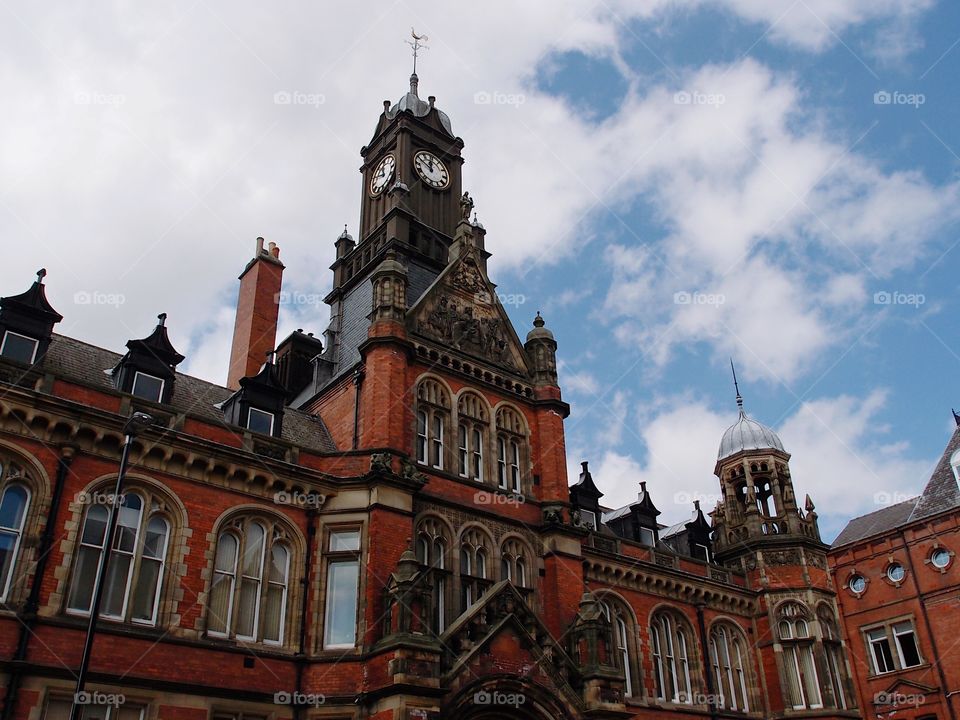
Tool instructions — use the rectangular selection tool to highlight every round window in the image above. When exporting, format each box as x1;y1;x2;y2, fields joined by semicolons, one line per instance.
848;574;866;594
931;548;951;569
887;563;906;583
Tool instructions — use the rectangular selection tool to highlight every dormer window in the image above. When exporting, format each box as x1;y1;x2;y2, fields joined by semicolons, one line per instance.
131;371;165;403
247;408;275;435
579;509;598;530
111;314;184;404
0;269;63;365
221;356;286;439
0;331;39;364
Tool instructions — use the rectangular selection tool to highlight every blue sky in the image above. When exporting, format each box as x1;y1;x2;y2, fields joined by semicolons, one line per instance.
1;1;958;540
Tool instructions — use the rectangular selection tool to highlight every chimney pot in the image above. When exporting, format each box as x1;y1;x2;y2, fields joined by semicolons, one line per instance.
256;236;265;254
383;100;391;111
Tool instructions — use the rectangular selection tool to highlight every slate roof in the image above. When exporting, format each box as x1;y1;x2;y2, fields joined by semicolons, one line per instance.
40;334;337;453
832;426;960;548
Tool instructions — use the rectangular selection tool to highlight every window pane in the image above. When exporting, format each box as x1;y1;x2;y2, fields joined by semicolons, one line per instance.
241;523;265;577
247;408;274;435
142;517;168;559
1;332;38;364
263;582;285;642
207;571;234;634
131;372;164;402
799;646;821;706
131;557;162;622
236;577;260;637
0;532;18;597
894;624;922;667
67;545;102;611
215;533;238;572
114;495;143;553
329;530;360;552
81;505;109;546
783;646;804;708
101;552;133;617
269;544;289;584
324;560;359;647
0;485;29;529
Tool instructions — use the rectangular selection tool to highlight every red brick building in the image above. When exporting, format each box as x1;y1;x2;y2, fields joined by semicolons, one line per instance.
829;425;960;720
0;73;863;720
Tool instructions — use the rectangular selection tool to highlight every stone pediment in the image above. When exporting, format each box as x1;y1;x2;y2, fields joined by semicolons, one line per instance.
439;581;584;714
408;250;529;375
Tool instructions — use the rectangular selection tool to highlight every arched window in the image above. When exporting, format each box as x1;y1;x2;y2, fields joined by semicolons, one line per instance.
495;406;526;493
818;605;848;709
0;482;31;602
207;516;292;645
709;623;751;711
415;516;450;633
67;489;170;625
499;538;531;590
459;528;492;612
778;602;822;710
651;610;695;703
416;379;450;470
599;599;638;698
457;393;488;482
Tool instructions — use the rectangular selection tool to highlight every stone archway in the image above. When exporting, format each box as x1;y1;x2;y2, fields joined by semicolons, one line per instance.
443;675;580;720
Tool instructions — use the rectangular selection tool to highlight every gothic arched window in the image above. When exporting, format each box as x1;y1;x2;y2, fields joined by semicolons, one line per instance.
459;528;492;612
457;392;488;482
709;623;752;711
67;488;171;626
495;406;527;494
599;598;639;698
416;378;451;470
207;516;292;645
651;610;697;704
0;478;31;602
818;605;848;709
415;516;451;633
778;602;822;710
499;538;532;589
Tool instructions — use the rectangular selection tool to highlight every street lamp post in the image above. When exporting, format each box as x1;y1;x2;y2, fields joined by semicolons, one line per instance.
70;412;154;720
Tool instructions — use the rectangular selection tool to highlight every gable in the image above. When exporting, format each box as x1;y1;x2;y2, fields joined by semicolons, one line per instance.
408;249;529;375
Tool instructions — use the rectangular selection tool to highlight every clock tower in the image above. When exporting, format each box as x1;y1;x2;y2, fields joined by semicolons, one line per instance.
317;70;469;385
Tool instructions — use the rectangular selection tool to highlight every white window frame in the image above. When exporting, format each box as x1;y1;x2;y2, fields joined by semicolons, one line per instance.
246;407;275;436
892;621;922;668
639;526;656;546
131;370;165;402
323;529;361;649
0;331;38;364
0;483;31;602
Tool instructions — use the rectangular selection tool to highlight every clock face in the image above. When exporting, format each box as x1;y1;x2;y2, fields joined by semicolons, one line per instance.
370;154;395;196
413;151;450;189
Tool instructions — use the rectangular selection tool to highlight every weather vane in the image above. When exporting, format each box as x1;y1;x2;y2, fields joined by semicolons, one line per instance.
405;27;429;74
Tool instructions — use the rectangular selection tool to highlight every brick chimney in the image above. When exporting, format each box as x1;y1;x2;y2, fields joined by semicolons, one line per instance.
227;237;284;390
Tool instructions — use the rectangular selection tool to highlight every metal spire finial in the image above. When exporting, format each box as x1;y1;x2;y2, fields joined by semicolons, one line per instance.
157;312;167;327
730;358;744;412
405;28;429;79
36;268;47;283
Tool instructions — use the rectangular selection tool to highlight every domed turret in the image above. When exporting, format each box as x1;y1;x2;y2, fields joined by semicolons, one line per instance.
718;406;785;460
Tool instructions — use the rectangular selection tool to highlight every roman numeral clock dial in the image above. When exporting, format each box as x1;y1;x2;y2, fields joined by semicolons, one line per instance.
370;154;395;196
413;150;449;189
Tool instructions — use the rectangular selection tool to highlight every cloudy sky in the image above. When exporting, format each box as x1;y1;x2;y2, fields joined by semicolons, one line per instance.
2;1;958;540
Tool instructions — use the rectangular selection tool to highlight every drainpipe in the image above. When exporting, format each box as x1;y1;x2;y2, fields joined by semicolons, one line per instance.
695;603;718;720
294;506;318;720
352;367;365;450
901;528;957;720
1;445;76;720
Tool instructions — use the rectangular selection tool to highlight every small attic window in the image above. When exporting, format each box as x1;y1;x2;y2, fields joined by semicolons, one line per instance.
247;407;275;435
951;449;960;482
131;371;164;402
639;527;656;547
579;509;597;530
0;331;38;364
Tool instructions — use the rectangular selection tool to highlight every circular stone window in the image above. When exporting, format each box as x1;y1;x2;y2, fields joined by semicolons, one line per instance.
887;563;906;583
848;574;866;594
931;548;951;569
